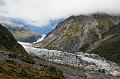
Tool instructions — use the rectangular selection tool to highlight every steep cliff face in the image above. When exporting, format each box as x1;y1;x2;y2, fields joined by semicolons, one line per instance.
36;14;120;63
0;24;27;56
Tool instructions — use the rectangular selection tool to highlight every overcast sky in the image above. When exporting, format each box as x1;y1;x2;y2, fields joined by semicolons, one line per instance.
0;0;120;27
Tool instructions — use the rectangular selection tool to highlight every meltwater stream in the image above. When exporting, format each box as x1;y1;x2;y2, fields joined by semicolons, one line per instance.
19;42;120;76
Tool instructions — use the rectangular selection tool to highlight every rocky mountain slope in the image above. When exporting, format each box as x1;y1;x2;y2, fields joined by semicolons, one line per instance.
2;23;41;43
36;14;120;63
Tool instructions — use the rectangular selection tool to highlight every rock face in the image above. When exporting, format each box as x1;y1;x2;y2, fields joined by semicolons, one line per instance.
0;24;27;56
36;14;120;63
2;23;41;43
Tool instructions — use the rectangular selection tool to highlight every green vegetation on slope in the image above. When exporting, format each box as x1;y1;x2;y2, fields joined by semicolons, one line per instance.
91;34;120;63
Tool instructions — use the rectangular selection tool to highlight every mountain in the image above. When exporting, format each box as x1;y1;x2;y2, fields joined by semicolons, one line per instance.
2;23;41;43
0;24;27;56
36;14;120;63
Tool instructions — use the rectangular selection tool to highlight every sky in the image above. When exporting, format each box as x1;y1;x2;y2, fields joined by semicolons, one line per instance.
0;0;120;34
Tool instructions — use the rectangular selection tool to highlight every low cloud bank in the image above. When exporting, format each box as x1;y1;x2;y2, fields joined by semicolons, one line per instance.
0;0;120;27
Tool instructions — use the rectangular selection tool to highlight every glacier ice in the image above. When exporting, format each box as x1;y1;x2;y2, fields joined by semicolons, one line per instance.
19;41;120;76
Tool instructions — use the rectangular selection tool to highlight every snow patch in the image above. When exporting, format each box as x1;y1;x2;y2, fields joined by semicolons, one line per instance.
34;35;46;43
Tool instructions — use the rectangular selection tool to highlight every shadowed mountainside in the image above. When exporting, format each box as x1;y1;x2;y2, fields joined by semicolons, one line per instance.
0;24;27;56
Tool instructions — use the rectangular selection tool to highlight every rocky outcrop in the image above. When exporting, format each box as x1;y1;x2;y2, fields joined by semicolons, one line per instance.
36;14;120;63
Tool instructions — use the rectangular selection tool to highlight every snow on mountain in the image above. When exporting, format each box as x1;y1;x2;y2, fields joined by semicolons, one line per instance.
19;41;120;76
34;35;46;43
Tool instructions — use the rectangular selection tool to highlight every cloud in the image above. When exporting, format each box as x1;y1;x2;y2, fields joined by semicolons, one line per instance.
0;0;120;27
0;1;4;5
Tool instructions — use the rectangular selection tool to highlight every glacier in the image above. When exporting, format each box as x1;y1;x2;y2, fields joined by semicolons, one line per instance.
19;41;120;76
